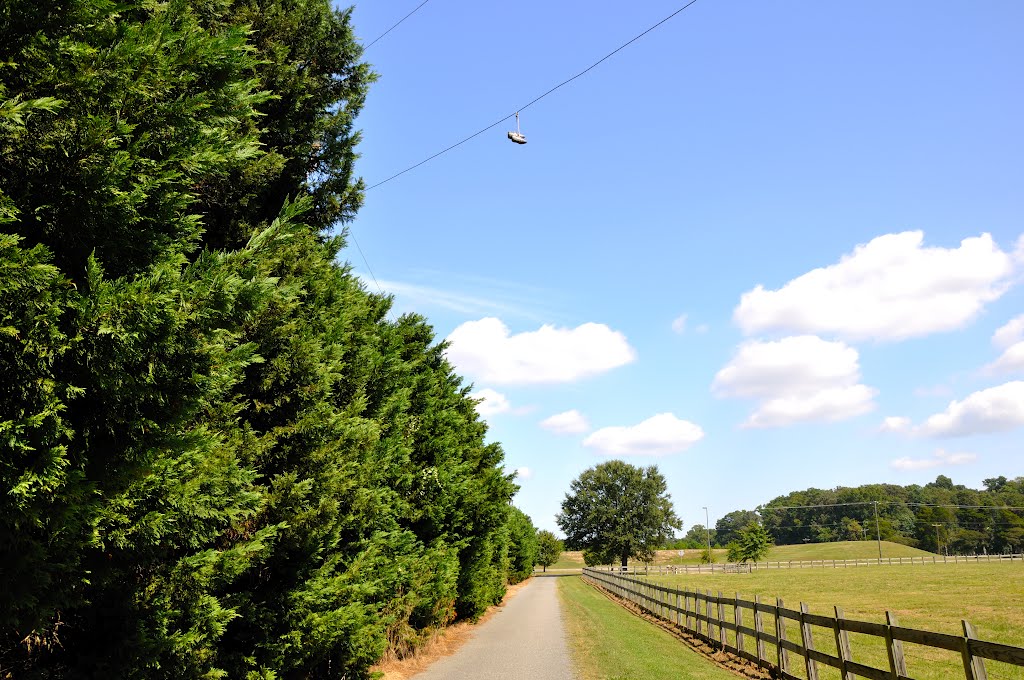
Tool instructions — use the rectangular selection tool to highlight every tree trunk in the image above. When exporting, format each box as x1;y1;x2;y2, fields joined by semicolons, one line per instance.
621;554;628;570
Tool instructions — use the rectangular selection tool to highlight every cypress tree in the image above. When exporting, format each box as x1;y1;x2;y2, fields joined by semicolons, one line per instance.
2;1;526;677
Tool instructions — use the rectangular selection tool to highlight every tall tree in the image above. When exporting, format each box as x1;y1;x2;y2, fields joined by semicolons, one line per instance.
1;1;522;677
557;461;681;568
535;531;563;572
726;523;772;563
715;509;761;546
506;508;539;583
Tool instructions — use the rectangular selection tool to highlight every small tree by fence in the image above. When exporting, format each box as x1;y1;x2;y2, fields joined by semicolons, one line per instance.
582;568;1024;680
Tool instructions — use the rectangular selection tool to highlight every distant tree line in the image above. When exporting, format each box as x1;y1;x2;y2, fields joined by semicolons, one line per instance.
0;1;538;677
709;476;1024;555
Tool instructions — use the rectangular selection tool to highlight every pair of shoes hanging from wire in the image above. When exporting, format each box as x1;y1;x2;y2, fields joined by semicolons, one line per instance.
507;111;527;144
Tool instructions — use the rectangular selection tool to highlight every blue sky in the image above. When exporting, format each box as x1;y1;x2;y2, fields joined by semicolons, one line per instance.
346;0;1024;534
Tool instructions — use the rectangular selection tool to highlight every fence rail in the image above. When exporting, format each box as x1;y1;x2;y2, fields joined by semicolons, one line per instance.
601;552;1024;575
582;567;1024;680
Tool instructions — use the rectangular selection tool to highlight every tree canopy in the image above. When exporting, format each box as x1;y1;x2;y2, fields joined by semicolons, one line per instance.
557;460;681;567
750;476;1024;554
536;531;564;572
0;1;537;676
715;510;761;546
726;523;772;563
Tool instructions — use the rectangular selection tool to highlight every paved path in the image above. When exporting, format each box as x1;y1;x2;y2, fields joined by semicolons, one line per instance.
415;576;577;679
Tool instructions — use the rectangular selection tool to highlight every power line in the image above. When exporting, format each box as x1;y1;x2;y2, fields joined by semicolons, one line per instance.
350;233;384;296
759;502;880;511
759;501;1024;512
366;0;702;190
904;502;1024;511
363;0;433;51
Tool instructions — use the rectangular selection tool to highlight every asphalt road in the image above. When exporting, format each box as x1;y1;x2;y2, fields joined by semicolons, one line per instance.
415;575;577;679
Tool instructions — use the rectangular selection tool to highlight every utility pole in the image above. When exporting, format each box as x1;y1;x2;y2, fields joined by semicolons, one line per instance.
873;501;882;563
932;523;942;555
703;506;712;562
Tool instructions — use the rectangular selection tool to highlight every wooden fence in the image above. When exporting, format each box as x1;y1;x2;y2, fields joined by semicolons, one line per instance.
582;567;1024;680
602;552;1024;576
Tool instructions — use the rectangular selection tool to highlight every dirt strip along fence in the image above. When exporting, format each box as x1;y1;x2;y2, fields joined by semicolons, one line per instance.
625;553;1024;576
582;567;1024;680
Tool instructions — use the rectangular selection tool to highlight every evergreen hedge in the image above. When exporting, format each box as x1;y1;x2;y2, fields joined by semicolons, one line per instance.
0;1;537;676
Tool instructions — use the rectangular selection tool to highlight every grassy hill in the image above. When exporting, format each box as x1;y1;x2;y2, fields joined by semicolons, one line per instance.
765;540;932;561
545;541;932;569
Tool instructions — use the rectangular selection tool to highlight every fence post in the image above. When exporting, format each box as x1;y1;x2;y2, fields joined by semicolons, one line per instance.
735;592;745;657
883;611;908;679
961;620;989;680
833;606;854;680
776;597;789;674
799;602;819;680
695;592;703;637
753;595;766;665
706;590;715;646
718;591;727;649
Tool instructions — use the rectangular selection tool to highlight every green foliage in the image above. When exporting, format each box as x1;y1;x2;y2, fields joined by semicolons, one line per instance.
756;476;1024;555
582;549;603;567
557;460;682;567
506;507;539;583
726;523;772;563
536;530;564;572
0;1;524;677
699;547;716;564
715;510;760;547
683;523;716;549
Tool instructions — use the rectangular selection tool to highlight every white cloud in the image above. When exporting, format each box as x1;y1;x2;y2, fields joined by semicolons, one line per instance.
471;388;512;416
985;316;1024;375
515;466;533;480
879;416;911;433
582;413;704;456
713;336;877;428
993;315;1024;349
540;409;591;434
695;324;710;334
671;314;688;334
917;381;1024;437
446;317;636;385
891;449;978;470
734;232;1016;342
987;342;1024;375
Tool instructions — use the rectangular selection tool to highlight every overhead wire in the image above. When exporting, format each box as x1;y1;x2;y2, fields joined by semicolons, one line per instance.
363;0;433;51
366;0;703;190
758;501;1024;512
354;0;434;294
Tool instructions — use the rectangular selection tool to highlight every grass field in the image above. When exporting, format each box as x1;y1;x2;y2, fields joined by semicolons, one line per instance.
547;541;931;569
644;562;1024;680
557;575;740;680
764;541;932;561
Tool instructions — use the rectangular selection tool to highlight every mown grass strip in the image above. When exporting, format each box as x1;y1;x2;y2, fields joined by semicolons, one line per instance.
558;575;741;680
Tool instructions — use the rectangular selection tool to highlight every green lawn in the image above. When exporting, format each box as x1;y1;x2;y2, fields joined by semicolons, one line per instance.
646;561;1024;680
557;575;740;680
